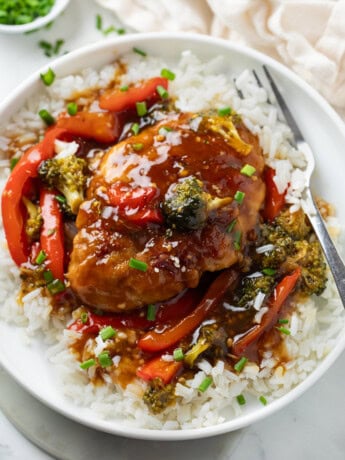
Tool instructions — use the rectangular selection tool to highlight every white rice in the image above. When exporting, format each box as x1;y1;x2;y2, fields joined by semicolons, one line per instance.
0;50;343;430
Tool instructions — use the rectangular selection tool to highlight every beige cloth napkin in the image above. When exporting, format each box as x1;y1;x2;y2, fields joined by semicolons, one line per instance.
96;0;345;120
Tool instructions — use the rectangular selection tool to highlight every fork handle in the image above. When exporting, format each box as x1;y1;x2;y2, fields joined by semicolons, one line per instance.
303;190;345;304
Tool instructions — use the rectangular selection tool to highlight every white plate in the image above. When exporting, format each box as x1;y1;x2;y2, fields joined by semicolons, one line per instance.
1;33;345;441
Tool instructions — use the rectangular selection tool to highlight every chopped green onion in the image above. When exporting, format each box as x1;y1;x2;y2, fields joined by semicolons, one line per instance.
131;123;140;135
39;39;64;57
47;279;66;295
217;106;232;116
129;258;148;272
55;195;66;204
226;218;237;233
100;326;117;341
234;356;248;372
40;68;55;86
136;101;147;116
156;85;169;99
133;47;147;57
262;268;276;276
10;157;19;171
233;230;242;251
198;376;213;393
53;39;64;55
259;395;268;405
46;228;56;236
0;0;55;25
96;14;102;30
160;68;176;81
276;326;291;335
173;348;184;362
35;250;47;265
98;351;113;368
240;164;256;177
67;102;78;116
147;304;156;321
278;318;289;324
43;270;54;283
120;85;128;92
133;143;143;151
103;25;116;35
158;126;172;136
80;312;89;324
236;394;246;405
117;28;126;35
39;109;55;126
80;358;96;370
234;190;245;204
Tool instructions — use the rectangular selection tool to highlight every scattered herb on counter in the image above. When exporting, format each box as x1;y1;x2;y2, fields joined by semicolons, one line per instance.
39;39;65;57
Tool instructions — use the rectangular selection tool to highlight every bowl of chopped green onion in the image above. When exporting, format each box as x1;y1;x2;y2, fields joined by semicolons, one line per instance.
0;0;70;34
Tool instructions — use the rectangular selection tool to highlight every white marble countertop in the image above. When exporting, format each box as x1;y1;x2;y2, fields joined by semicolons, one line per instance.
1;1;345;458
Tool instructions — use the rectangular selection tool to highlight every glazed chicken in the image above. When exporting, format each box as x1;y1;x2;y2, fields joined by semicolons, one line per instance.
68;112;265;312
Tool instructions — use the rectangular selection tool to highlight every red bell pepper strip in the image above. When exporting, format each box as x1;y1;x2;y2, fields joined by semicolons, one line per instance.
156;288;203;323
1;127;66;266
125;208;163;225
57;112;119;144
40;188;65;281
138;269;238;353
99;77;169;112
136;355;183;384
232;267;302;357
108;184;158;210
263;167;287;222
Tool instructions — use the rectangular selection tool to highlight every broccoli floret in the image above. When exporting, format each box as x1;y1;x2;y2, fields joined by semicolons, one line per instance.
237;274;275;308
184;324;227;367
275;208;311;240
38;155;87;215
293;241;327;296
257;224;296;269
162;176;231;230
143;378;176;414
22;197;42;242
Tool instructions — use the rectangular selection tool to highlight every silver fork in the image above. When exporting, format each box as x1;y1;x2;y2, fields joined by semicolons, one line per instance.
254;66;345;306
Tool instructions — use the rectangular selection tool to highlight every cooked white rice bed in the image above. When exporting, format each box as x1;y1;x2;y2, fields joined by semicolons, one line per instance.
0;51;343;430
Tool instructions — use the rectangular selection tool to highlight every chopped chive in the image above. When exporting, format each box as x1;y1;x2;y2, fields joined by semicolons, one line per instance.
262;268;276;276
198;376;213;393
236;394;246;405
43;270;54;283
158;126;172;136
259;395;268;406
133;47;147;57
226;218;237;233
120;85;129;92
131;123;140;135
278;318;289;324
129;258;148;272
234;356;248;372
67;102;78;116
35;250;47;265
136;101;147;116
103;25;116;35
80;358;96;370
173;348;184;362
117;28;126;35
160;68;176;81
276;326;291;335
39;109;55;126
234;190;245;204
96;14;102;30
240;164;256;177
133;143;143;151
218;106;232;116
98;351;113;368
10;157;19;171
46;228;56;236
156;85;169;99
40;68;55;86
55;195;66;204
47;279;66;295
80;312;89;324
147;304;156;321
53;39;64;55
100;326;117;341
233;230;242;250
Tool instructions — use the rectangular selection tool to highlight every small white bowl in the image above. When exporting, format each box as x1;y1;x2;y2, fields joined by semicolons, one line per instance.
0;0;70;34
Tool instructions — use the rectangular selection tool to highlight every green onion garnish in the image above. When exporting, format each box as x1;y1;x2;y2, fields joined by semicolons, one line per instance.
133;47;147;57
160;68;176;81
147;304;156;321
173;348;184;362
43;270;54;283
67;102;78;116
234;190;245;204
100;326;117;341
133;143;143;151
39;109;55;126
198;376;213;393
233;230;242;250
234;356;248;372
136;101;147;116
131;123;140;135
262;268;276;276
218;106;232;116
80;312;89;324
46;228;56;236
120;85;128;92
236;394;246;405
278;318;289;324
96;14;102;30
240;164;256;177
158;126;173;137
40;68;55;86
0;0;55;25
10;157;19;171
80;358;96;370
276;326;291;335
35;250;47;265
226;218;237;233
47;279;66;295
103;25;116;35
98;351;113;368
129;258;148;272
156;85;169;99
259;395;268;405
117;28;126;35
